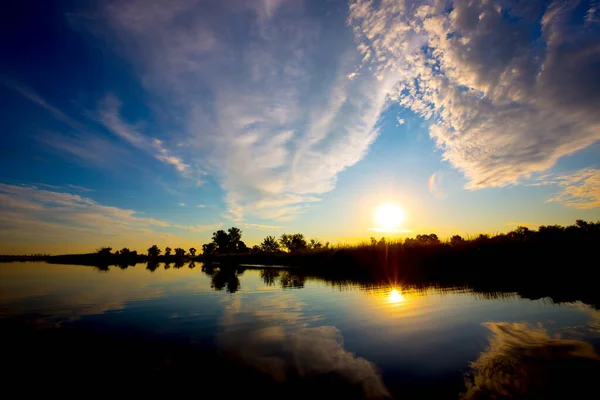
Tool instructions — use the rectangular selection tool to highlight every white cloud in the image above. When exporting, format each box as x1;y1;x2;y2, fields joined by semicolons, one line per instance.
67;184;95;192
196;204;205;208
91;0;393;222
99;95;194;177
178;203;186;207
348;0;600;189
544;168;600;209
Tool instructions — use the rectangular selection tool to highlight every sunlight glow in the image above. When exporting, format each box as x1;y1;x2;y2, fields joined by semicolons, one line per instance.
389;289;405;304
374;204;406;232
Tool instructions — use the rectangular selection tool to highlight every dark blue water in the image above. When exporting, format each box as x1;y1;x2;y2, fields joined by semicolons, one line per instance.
1;262;598;399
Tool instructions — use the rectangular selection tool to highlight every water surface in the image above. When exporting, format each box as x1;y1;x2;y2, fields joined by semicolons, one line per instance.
1;262;599;398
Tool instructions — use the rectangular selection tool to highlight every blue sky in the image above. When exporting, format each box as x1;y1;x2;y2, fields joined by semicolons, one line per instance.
1;0;599;254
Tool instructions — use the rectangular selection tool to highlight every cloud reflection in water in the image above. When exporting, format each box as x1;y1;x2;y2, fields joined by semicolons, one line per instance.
463;322;600;399
218;293;392;399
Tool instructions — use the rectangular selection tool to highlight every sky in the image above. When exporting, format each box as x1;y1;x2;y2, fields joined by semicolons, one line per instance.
0;0;599;254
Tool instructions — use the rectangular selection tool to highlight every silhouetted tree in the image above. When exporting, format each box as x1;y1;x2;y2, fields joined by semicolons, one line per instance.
228;227;242;251
279;233;307;252
174;247;186;257
416;234;440;245
507;226;532;242
188;261;196;269
212;230;230;253
537;225;565;240
251;245;261;254
165;247;172;256
189;247;197;257
202;242;217;256
475;233;490;245
261;235;280;252
205;227;245;254
236;240;248;253
450;235;465;246
308;238;323;250
147;245;161;258
370;237;378;246
96;246;112;256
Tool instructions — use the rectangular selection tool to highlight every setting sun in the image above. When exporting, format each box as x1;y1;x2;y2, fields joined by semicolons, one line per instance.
374;204;405;232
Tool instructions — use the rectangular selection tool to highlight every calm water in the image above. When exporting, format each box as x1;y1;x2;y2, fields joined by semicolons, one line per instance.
1;262;599;398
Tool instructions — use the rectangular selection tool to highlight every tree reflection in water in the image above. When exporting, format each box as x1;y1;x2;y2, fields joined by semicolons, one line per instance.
280;271;305;289
204;265;245;293
260;269;280;286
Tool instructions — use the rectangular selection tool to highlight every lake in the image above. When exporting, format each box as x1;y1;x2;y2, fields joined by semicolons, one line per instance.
1;262;599;399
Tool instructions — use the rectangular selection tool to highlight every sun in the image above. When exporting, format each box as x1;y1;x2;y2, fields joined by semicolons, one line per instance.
374;204;405;232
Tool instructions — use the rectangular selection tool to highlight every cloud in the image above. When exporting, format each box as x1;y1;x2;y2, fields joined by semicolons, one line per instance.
172;222;222;233
238;222;283;230
349;0;600;189
1;79;85;132
218;293;391;399
86;0;394;222
428;172;441;198
67;184;95;192
178;203;186;207
0;183;216;251
462;322;600;399
196;204;205;208
98;95;196;178
545;168;600;209
8;81;201;183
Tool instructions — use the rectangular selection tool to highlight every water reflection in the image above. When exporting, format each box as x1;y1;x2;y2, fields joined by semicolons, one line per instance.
217;291;391;399
260;268;280;286
462;322;600;399
1;262;599;399
388;289;405;304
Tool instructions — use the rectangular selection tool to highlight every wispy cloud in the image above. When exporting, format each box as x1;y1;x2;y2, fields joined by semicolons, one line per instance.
66;184;95;192
0;183;217;250
98;94;197;179
545;168;600;209
238;222;283;231
1;79;85;132
196;204;206;208
178;203;186;207
87;0;394;223
348;0;600;189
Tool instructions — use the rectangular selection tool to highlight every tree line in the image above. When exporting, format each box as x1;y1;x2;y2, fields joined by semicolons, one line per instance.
201;228;329;256
93;219;599;259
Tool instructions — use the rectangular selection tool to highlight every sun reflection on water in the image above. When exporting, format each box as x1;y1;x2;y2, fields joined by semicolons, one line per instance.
389;289;405;304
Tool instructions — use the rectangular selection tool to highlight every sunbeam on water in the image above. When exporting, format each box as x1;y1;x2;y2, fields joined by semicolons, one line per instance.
388;289;405;304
